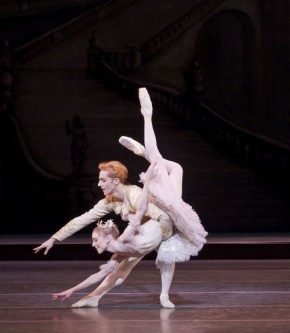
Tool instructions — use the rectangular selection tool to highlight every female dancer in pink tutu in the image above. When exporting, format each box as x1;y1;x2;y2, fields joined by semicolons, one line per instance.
119;87;207;263
51;88;207;308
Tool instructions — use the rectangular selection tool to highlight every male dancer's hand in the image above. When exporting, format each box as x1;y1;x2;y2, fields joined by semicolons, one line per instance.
33;238;56;255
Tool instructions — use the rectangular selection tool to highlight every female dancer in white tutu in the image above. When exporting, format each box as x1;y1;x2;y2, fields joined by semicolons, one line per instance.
52;163;171;307
52;88;207;308
119;87;207;263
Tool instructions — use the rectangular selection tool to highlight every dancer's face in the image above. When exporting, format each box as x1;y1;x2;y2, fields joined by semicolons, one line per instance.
98;170;119;196
92;231;108;254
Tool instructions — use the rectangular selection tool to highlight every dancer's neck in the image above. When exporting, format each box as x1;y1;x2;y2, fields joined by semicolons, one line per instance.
110;183;125;202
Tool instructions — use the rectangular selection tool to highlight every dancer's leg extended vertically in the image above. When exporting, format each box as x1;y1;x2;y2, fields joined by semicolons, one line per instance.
138;88;183;198
139;88;181;309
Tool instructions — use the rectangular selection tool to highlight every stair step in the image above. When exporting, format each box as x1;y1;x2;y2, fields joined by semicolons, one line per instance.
9;0;290;236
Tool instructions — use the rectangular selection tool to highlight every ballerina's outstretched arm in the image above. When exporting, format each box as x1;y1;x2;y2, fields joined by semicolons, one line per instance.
52;256;120;301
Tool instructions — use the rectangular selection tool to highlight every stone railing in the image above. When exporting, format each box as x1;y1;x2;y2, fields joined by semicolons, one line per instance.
88;45;142;72
91;0;225;72
13;0;137;64
0;34;66;216
0;0;105;17
90;57;290;179
1;1;141;219
14;3;106;64
189;103;290;178
141;0;224;61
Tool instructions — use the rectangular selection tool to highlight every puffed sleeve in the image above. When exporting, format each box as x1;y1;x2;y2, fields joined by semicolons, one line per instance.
146;201;167;222
51;199;112;241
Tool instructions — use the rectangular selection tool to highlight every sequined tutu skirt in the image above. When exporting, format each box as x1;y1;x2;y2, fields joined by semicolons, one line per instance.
153;197;208;265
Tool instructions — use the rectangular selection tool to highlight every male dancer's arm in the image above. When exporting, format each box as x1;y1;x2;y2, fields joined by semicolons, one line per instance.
119;172;150;242
33;198;113;255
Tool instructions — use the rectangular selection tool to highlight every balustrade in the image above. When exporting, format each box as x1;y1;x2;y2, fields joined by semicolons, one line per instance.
87;0;225;72
0;0;100;16
90;56;290;179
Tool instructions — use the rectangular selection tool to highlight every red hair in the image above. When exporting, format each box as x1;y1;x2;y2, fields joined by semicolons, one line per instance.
98;161;128;183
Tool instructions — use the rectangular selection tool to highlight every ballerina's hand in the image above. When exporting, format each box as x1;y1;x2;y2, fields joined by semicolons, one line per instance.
138;172;146;184
52;289;73;301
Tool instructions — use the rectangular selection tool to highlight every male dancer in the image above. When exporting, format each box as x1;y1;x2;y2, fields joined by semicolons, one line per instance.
34;160;175;308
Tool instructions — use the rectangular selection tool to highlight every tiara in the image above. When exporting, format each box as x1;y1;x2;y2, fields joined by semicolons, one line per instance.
97;219;114;229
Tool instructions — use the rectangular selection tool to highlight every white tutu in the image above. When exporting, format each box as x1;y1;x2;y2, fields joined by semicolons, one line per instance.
150;193;208;263
156;231;205;266
140;161;208;265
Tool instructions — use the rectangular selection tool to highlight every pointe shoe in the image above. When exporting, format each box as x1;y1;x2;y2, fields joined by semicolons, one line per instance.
160;295;175;309
139;87;153;117
119;136;147;158
71;296;101;308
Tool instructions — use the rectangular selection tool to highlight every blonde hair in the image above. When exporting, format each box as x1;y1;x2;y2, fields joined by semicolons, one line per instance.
93;223;120;239
98;161;128;183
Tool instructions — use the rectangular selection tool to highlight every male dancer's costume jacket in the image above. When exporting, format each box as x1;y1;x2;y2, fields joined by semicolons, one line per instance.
52;185;174;242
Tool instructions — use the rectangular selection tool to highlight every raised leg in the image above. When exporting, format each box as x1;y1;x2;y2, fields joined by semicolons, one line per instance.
118;135;183;198
119;136;149;161
139;88;183;198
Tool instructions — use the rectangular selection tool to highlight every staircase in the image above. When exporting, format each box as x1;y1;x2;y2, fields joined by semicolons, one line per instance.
2;0;290;243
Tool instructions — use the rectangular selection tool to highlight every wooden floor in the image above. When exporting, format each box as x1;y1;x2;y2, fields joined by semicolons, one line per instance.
1;259;290;333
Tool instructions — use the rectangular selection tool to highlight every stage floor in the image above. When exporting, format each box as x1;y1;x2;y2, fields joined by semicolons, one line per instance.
1;259;290;333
